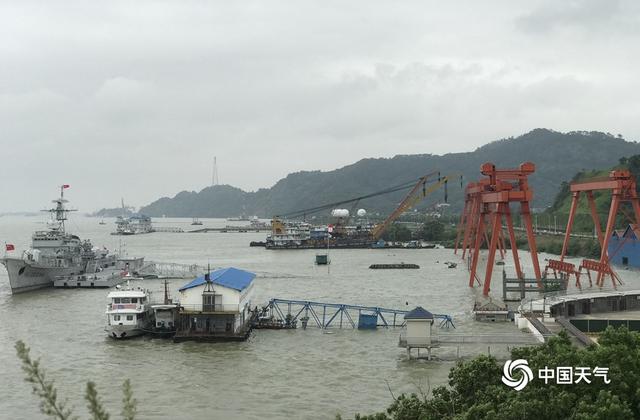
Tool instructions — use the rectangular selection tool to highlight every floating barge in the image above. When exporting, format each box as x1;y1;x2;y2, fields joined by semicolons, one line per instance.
172;267;257;343
369;263;419;269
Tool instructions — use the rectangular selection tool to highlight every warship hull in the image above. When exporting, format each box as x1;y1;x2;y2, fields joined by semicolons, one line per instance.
1;257;76;294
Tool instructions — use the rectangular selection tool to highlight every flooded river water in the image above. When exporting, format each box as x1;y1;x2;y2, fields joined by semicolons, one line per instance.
1;216;638;419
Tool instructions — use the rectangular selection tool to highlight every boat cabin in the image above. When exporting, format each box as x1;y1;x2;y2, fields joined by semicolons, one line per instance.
107;289;150;325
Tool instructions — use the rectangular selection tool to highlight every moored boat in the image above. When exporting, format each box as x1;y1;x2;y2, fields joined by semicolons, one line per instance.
105;284;152;339
150;280;179;338
1;185;120;294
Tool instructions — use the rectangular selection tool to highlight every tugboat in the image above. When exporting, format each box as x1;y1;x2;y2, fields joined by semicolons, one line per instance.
105;283;152;339
191;217;203;226
1;185;119;294
150;280;179;338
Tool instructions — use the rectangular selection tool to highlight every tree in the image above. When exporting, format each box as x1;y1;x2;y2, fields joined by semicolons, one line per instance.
382;224;413;242
15;341;137;420
353;327;639;419
420;221;445;241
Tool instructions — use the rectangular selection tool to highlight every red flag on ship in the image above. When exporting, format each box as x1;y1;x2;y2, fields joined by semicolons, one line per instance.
5;244;15;251
62;184;70;189
327;224;334;233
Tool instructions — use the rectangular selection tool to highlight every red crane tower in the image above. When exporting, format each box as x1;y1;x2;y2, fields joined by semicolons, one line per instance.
545;170;640;288
457;162;542;296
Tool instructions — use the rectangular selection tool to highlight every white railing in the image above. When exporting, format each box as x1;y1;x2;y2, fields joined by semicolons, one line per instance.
107;303;146;311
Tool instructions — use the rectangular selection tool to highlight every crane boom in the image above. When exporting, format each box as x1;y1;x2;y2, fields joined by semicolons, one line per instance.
371;173;453;240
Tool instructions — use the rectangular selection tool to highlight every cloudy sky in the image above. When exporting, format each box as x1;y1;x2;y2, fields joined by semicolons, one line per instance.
1;0;639;212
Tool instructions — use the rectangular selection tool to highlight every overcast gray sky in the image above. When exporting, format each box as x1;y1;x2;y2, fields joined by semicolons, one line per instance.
1;0;639;212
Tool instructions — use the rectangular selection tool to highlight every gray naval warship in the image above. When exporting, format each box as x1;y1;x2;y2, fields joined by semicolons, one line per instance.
1;186;123;294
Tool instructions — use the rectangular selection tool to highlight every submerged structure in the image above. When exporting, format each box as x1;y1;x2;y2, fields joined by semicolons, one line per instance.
174;267;256;342
398;306;437;360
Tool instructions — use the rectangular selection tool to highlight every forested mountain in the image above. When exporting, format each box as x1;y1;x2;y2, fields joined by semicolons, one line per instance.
139;129;640;218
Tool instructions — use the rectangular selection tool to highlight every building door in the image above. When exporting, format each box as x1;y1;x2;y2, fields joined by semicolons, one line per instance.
623;256;629;266
203;293;214;312
568;303;575;317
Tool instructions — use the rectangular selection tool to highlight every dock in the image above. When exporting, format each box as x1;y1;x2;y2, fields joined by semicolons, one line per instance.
139;261;207;279
189;226;270;233
53;270;126;288
153;226;185;233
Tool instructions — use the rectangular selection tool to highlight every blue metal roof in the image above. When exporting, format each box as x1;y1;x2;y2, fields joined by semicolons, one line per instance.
404;306;434;320
179;267;256;292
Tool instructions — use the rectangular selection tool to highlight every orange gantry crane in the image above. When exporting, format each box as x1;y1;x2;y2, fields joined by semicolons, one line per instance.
545;170;640;288
456;162;542;296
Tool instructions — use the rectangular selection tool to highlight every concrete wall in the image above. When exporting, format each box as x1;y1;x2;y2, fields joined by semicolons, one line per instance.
550;293;640;318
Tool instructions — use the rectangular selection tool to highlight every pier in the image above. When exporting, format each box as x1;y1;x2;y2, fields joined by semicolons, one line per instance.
260;298;455;329
189;226;270;233
153;226;185;233
139;261;207;279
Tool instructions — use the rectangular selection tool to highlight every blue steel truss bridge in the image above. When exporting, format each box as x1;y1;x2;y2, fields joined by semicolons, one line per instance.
261;298;455;329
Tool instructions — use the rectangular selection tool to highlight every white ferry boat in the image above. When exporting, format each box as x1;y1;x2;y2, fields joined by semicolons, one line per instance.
105;285;152;339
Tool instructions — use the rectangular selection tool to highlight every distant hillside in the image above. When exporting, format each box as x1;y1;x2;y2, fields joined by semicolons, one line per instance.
140;129;640;218
91;206;135;218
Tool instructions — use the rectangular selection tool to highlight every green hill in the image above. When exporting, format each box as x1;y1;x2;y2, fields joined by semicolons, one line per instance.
139;129;640;218
544;155;640;234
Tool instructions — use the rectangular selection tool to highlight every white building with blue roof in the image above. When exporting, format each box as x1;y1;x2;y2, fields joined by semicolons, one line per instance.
174;267;256;341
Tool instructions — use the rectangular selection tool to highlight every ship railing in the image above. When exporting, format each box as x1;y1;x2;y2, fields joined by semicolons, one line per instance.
55;272;121;282
178;304;240;314
107;303;143;311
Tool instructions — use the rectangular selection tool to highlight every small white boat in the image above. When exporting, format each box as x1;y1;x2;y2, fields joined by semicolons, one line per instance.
105;284;152;339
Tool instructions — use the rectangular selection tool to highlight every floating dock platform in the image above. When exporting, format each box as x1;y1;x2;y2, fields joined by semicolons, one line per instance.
369;263;419;269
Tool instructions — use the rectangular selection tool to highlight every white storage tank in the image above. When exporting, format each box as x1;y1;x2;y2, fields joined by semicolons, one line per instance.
331;209;350;218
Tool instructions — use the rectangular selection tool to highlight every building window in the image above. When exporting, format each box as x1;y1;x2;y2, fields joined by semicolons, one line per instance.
113;315;121;321
203;294;214;311
623;256;629;266
126;315;134;321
